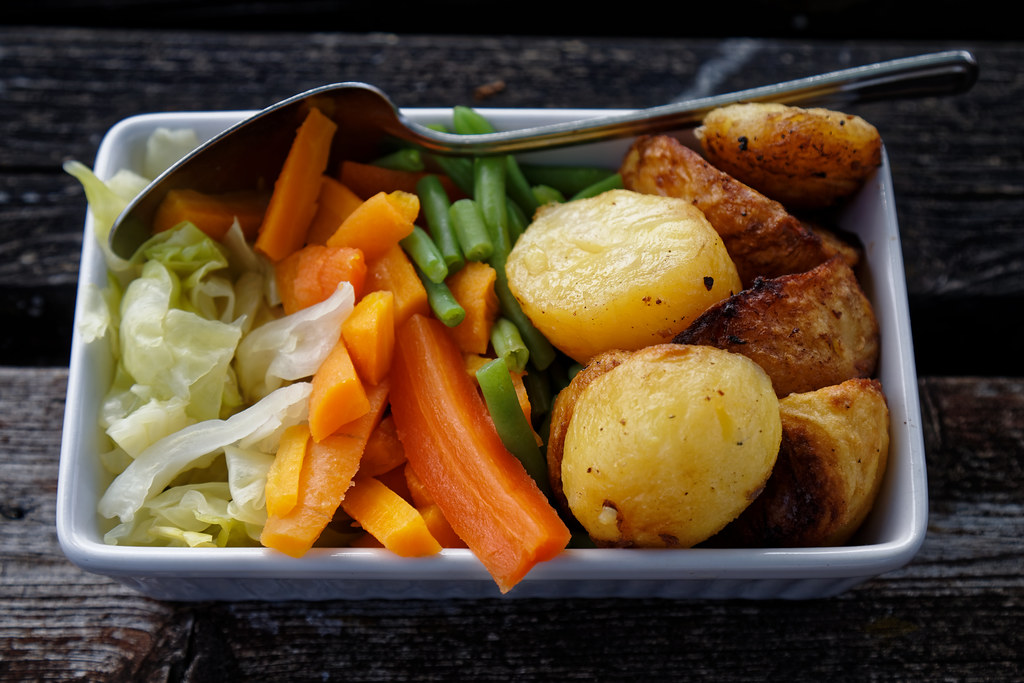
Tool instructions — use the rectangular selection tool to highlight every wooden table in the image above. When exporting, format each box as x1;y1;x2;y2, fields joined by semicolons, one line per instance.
2;26;1022;680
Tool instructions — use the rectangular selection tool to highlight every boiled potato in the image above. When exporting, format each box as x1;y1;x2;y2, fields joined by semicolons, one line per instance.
695;102;882;209
505;189;742;364
713;378;890;547
560;344;782;548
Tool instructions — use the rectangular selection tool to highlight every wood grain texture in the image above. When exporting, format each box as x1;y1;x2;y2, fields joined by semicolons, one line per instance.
1;369;1021;680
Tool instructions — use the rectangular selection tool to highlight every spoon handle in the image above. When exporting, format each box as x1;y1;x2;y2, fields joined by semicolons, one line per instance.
406;50;978;155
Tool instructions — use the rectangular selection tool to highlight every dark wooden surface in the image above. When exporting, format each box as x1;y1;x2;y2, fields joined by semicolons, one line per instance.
2;23;1022;681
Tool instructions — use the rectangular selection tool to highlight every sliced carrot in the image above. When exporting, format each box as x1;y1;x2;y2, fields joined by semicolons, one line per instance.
339;160;463;201
275;244;366;315
341;476;442;557
445;261;500;355
325;190;419;262
403;461;434;508
359;415;406;479
364;244;430;327
306;176;365;245
152;188;269;241
264;423;310;519
260;380;390;557
375;462;413;503
341;289;395;386
418;502;468;548
308;339;371;443
389;314;571;593
463;354;533;425
255;106;337;262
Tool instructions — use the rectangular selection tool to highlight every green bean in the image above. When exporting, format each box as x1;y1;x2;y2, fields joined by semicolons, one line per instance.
414;263;465;327
415;174;464;272
490;317;529;374
452;105;495;135
518;163;618;197
486;207;556;370
506;200;528;244
504;155;540;216
474;156;507;242
475;357;550;493
427;154;475;196
531;184;565;206
570;172;623;201
370;147;424;172
521;365;553;419
448;198;493;262
400;226;448;284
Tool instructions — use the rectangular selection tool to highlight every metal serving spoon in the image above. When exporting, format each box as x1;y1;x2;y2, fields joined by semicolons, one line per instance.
109;49;977;258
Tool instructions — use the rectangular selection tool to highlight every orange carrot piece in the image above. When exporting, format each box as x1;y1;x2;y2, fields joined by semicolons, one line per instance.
418;502;468;548
306;176;365;245
338;160;462;200
375;462;413;503
275;244;366;315
445;261;500;355
326;190;419;262
341;476;442;557
341;289;395;386
389;314;571;593
359;415;406;479
152;188;269;241
364;244;430;327
255;107;337;262
261;380;390;557
308;339;371;442
264;423;310;518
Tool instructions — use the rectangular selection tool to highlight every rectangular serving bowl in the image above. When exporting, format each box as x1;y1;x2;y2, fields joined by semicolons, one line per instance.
57;107;928;601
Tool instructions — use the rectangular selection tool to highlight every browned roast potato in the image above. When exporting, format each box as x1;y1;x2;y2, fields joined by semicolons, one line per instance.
695;103;883;210
711;378;890;547
620;135;853;286
674;256;879;398
545;349;632;513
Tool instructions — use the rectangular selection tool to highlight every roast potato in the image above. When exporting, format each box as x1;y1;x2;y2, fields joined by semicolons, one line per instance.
712;378;890;547
674;256;879;397
505;189;742;364
558;344;782;548
620;135;853;286
695;102;883;210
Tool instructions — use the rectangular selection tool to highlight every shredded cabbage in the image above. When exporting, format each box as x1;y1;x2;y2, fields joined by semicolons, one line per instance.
66;127;355;547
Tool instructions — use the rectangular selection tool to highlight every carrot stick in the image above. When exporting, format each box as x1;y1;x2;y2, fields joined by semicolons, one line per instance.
417;502;467;548
152;188;269;241
364;244;430;327
341;289;395;386
359;415;406;479
339;159;464;202
389;314;571;593
306;176;365;245
308;339;371;442
264;423;310;518
260;379;390;557
341;476;442;557
445;260;499;355
275;244;367;315
255;107;338;262
325;190;419;262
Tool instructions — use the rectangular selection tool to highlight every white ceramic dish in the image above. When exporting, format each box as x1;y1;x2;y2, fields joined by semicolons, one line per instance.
57;107;927;601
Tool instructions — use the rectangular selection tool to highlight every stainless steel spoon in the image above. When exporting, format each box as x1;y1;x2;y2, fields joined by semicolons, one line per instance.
109;49;977;258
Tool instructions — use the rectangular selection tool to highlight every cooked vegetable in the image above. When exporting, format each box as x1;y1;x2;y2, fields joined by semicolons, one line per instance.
260;379;390;557
341;289;395;386
364;244;430;327
416;263;466;328
358;415;405;478
489;317;528;374
695;102;882;209
338;159;461;201
306;176;364;245
326;190;419;261
505;189;742;364
341;475;442;557
264;423;310;518
415;174;464;271
445;260;499;355
400;225;448;284
308;339;371;442
448;198;493;262
558;344;781;548
275;244;366;315
152;188;269;241
255;106;337;261
389;313;570;592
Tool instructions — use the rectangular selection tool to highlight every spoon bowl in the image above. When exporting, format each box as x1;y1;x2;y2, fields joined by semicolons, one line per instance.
109;50;977;258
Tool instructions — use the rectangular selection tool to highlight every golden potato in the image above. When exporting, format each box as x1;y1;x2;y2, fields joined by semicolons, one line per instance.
505;189;742;364
560;344;782;548
695;102;882;209
713;378;890;547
